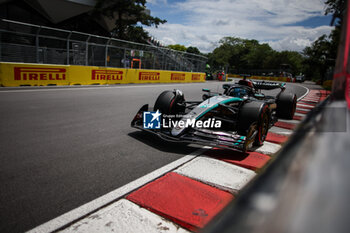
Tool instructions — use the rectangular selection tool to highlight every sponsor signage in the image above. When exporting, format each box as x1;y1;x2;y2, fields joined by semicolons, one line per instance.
192;74;201;81
139;72;160;81
171;73;185;81
91;70;123;80
14;67;66;81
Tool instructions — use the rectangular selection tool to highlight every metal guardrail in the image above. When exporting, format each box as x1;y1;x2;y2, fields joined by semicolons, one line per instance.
201;95;350;233
0;19;207;72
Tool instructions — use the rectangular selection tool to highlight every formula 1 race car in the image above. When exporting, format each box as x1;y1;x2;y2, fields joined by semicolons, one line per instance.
131;79;296;152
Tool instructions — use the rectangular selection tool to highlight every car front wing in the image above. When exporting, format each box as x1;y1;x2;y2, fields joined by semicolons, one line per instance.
131;104;252;152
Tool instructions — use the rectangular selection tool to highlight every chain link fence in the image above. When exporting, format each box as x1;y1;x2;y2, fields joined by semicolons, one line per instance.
0;19;207;72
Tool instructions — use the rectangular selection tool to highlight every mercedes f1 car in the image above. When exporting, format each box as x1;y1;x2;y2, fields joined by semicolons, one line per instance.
131;78;297;152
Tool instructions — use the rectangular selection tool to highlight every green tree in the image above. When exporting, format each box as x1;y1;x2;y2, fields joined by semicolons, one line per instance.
302;0;344;82
209;37;247;72
167;44;187;52
303;35;333;81
186;46;201;54
208;37;305;75
242;42;274;70
95;0;166;42
325;0;346;26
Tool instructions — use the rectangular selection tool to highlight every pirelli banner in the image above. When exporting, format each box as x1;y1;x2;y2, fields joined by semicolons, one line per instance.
0;63;205;87
128;69;204;83
250;76;290;82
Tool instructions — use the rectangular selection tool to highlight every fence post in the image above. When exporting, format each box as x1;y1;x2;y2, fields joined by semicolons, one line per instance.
66;32;72;65
175;53;178;71
36;26;42;63
85;35;91;66
105;38;111;67
123;49;126;68
0;32;2;61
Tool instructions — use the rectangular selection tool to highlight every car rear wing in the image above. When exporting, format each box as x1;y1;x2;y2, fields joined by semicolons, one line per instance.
223;81;285;92
253;81;286;90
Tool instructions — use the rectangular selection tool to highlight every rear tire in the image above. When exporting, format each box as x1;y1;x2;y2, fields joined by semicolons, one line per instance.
276;91;297;119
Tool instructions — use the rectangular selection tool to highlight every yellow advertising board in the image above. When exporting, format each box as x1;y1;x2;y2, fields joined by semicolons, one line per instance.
0;62;205;87
69;66;128;85
0;63;69;86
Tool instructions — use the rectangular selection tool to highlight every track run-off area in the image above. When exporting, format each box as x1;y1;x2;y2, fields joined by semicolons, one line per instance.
0;80;316;232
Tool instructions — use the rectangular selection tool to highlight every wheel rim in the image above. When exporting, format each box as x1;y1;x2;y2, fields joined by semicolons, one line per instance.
260;113;269;142
245;122;258;150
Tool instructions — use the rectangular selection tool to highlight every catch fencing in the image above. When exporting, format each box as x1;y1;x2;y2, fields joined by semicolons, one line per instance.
0;19;207;72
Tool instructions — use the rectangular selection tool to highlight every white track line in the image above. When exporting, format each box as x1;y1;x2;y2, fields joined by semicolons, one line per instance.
255;141;282;155
296;85;310;101
278;118;301;123
27;148;208;233
300;99;319;103
297;102;316;107
296;107;310;112
2;81;310;95
0;83;209;93
269;126;294;136
60;199;190;233
295;112;307;117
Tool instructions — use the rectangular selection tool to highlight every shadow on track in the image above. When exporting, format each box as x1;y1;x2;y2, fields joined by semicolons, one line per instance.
128;131;201;155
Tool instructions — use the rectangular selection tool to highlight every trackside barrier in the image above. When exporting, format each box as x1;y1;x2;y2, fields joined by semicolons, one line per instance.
0;63;70;86
0;62;205;87
227;74;291;82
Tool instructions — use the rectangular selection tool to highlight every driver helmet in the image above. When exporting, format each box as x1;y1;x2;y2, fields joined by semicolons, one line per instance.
238;79;254;88
230;87;248;98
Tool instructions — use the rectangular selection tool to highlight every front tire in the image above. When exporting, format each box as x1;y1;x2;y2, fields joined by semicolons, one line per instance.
154;90;185;115
238;101;269;148
255;105;269;146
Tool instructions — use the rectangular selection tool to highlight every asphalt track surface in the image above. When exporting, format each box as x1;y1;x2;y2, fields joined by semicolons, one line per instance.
0;80;307;232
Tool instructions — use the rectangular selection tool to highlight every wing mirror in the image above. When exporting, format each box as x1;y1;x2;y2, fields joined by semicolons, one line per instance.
202;94;209;101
